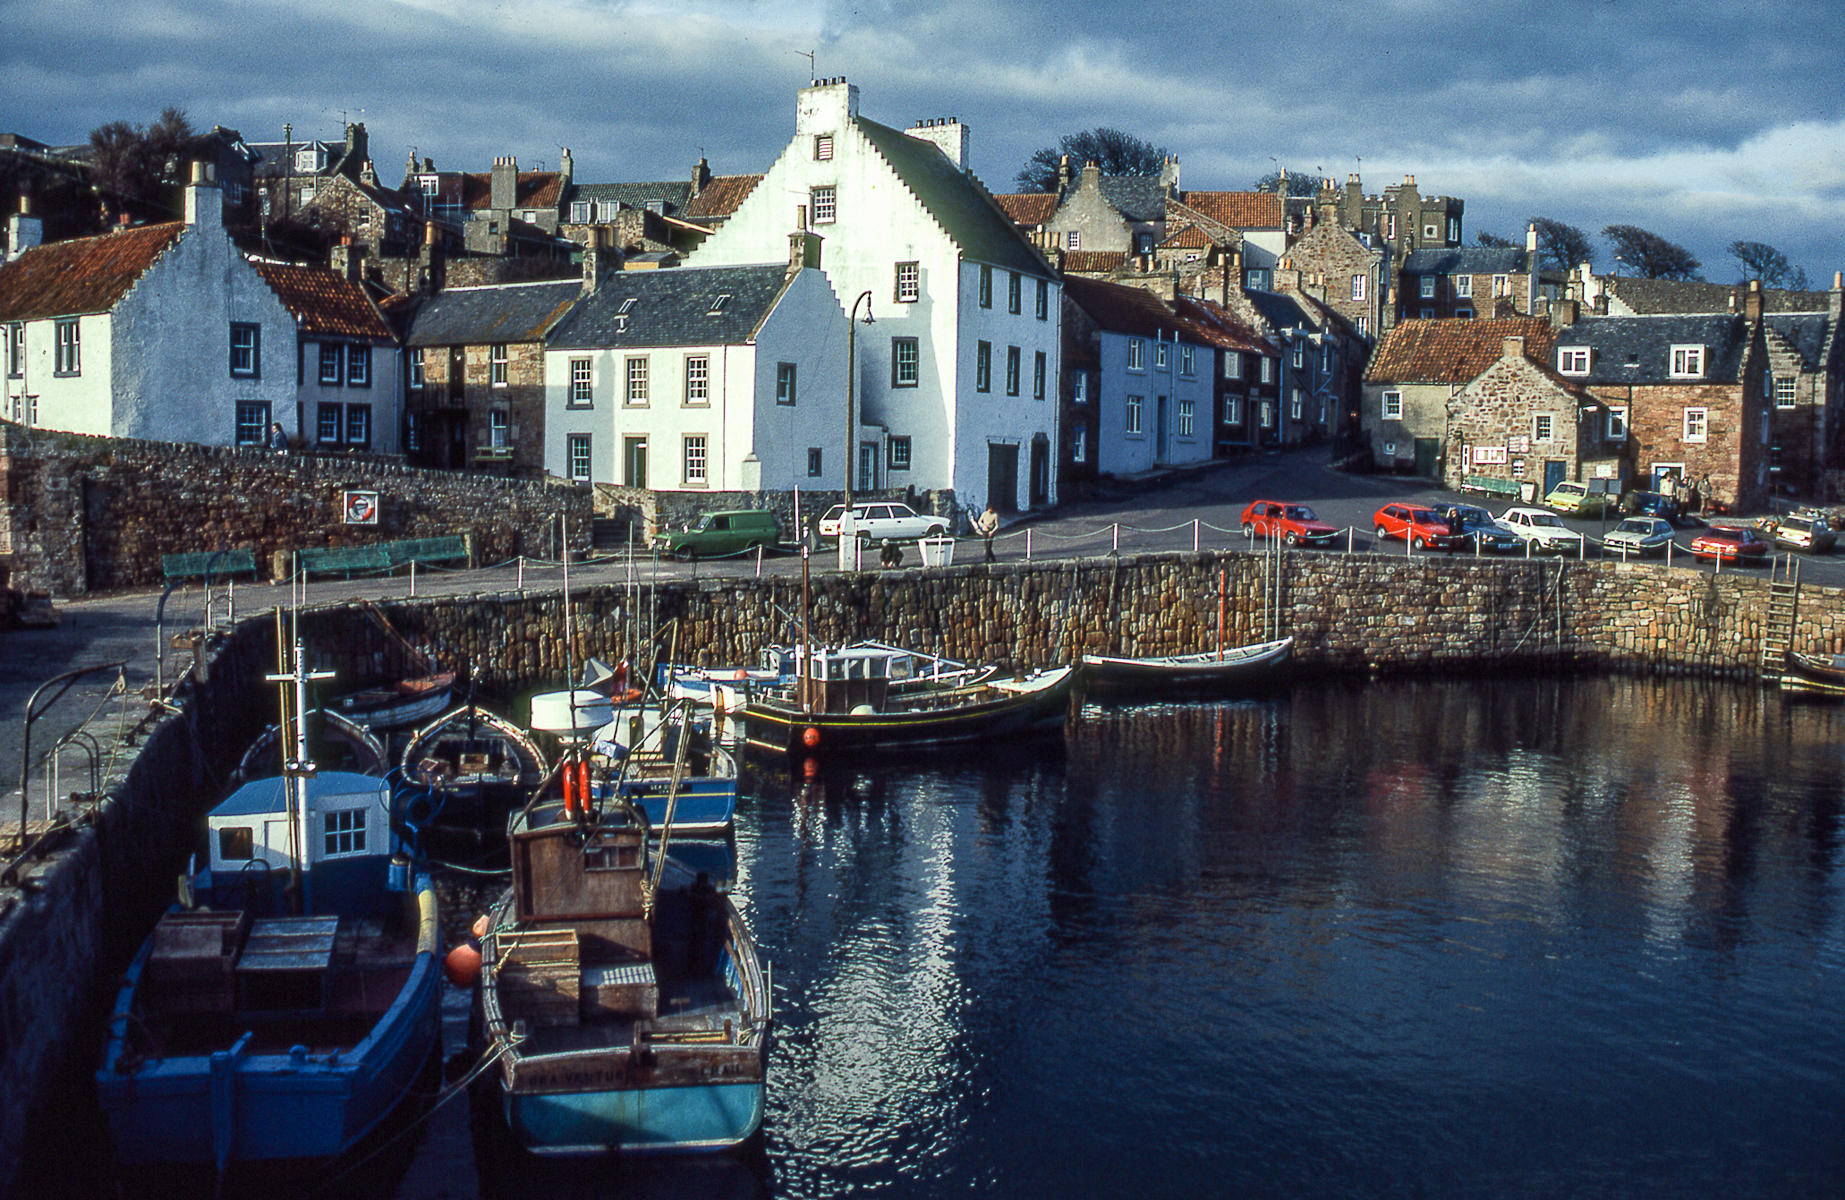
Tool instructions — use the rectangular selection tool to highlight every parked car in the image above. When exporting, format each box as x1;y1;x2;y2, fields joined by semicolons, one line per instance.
652;509;780;560
1543;481;1616;516
1373;503;1465;551
1690;525;1769;564
1770;513;1837;554
818;502;949;543
1619;489;1682;522
1499;507;1587;554
1240;500;1341;547
1603;516;1677;557
1444;504;1522;553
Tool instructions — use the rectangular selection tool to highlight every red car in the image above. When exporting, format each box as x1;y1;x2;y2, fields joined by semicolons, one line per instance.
1690;525;1769;564
1373;503;1465;551
1240;500;1341;547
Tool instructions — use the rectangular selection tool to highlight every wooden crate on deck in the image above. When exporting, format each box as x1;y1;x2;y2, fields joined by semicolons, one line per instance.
498;929;581;1027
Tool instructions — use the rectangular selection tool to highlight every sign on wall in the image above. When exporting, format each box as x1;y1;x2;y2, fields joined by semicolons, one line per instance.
343;490;379;525
1508;435;1530;454
1472;446;1508;465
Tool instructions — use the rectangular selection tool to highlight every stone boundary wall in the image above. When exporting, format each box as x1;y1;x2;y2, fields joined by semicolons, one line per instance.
4;548;1842;1195
0;421;592;595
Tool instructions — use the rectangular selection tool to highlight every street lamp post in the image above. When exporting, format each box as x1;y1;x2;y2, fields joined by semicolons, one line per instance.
844;290;874;510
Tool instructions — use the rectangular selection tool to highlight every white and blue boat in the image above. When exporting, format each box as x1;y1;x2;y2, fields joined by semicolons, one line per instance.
586;701;739;835
96;645;442;1174
473;794;771;1155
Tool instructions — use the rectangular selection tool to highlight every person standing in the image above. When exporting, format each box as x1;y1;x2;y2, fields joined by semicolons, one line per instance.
268;422;289;454
974;503;999;563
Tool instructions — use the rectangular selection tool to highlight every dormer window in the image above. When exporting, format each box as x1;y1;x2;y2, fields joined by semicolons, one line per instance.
570;201;591;222
419;175;438;197
1670;344;1706;379
295;146;325;173
1558;348;1591;376
707;294;731;316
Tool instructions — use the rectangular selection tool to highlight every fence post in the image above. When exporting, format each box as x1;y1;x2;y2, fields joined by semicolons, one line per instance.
517;555;526;592
1347;527;1354;555
1193;518;1200;553
756;544;764;578
1027;529;1033;561
1112;523;1119;555
409;559;417;597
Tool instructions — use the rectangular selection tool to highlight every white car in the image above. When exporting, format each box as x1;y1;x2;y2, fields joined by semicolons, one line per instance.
817;502;949;543
1603;516;1676;557
1499;506;1586;554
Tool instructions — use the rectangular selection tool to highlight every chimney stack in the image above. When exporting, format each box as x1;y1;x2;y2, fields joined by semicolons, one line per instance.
1526;221;1538;253
1502;335;1526;360
331;237;361;281
183;160;221;229
1551;297;1579;328
7;194;43;261
581;243;600;293
490;156;517;211
1744;278;1764;324
788;227;821;274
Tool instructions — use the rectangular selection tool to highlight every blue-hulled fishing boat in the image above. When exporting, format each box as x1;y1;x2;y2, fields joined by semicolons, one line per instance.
96;642;442;1174
586;701;739;834
472;791;772;1155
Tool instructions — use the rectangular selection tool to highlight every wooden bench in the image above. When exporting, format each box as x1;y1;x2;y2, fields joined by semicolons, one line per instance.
161;548;258;584
297;544;392;578
1462;474;1522;499
381;535;469;569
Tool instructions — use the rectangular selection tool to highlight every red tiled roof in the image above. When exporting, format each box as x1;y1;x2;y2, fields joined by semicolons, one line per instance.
1175;298;1271;356
682;174;763;220
1061;250;1128;273
1364;317;1557;384
1160;224;1215;249
1176;191;1283;229
0;222;185;322
456;171;563;211
253;262;393;340
994;193;1058;226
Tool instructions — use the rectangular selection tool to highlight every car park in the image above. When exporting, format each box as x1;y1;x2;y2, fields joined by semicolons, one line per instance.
1444;504;1522;553
1240;500;1342;547
1769;513;1837;554
1373;503;1465;551
817;502;949;543
1499;507;1587;554
1690;525;1769;564
1603;516;1677;557
1543;481;1616;517
652;509;780;560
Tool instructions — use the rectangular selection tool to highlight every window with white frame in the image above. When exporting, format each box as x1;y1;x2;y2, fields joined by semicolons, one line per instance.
1072;372;1087;403
1533;413;1554;442
1127;338;1145;371
625;355;649;404
1683;407;1708;441
1774;376;1797;407
1493;275;1510;298
229;323;260;377
490;343;508;386
1291;342;1303;369
683;435;707;485
777;361;798;404
1006;346;1020;396
1180;344;1194;376
319;343;343;385
317;403;342;443
1224;396;1242;425
888;436;911;470
976;341;991;391
234;402;269;446
895;261;919;303
1156;342;1168;370
1455;308;1474;320
570;201;591;222
1291;390;1303;421
598;200;619;221
814;134;834;161
345;404;370;446
409;347;424;389
1607;404;1629;441
1033;351;1046;400
1260;400;1274;428
1452;275;1472;298
5;323;21;378
1246;268;1269;290
489;410;509;449
1351;274;1367;301
569;357;593;407
892;339;918;387
685;355;709;405
811;186;836;224
1420;276;1436;299
1670;345;1705;379
1260;357;1273;383
1357;316;1369;336
978;265;993;308
567;433;591;481
347;344;370;387
1065;230;1080;250
1223;351;1239;379
1559;348;1590;375
1126;394;1143;434
1420;308;1435;319
1383;390;1403;419
1178;397;1195;438
1072;425;1087;463
1036;279;1048;320
1007;272;1021;314
1447;216;1461;242
324;808;366;856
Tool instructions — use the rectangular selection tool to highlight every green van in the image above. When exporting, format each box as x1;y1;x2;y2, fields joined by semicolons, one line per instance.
652;509;780;560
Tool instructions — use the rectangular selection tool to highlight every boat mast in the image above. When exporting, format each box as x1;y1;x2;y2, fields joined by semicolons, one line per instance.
264;633;333;914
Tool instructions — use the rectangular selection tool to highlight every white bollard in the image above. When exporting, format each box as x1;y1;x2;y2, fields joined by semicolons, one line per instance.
517;555;525;591
1027;528;1033;561
756;544;764;577
1193;519;1200;553
1112;523;1119;554
409;559;417;596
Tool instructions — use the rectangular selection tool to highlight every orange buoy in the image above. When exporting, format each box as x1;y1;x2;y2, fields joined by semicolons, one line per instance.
444;939;482;988
801;756;820;779
801;726;822;749
471;913;490;940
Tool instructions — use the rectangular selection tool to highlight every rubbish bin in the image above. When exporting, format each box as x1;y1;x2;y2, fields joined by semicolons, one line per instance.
1520;481;1537;503
919;535;955;568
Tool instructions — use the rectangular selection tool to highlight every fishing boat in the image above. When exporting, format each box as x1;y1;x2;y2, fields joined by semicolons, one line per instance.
740;644;1077;756
587;700;740;834
401;704;548;837
96;643;441;1174
1080;635;1295;700
471;791;772;1155
1780;650;1845;697
669;641;986;714
232;708;388;783
327;669;457;731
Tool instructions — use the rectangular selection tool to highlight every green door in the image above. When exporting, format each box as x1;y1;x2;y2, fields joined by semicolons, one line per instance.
1414;438;1440;478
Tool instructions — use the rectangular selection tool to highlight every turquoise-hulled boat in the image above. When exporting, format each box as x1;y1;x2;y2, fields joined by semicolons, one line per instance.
97;644;442;1174
473;795;771;1154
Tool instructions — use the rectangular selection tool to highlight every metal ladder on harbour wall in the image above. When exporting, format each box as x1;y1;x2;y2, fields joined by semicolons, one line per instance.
1761;556;1800;680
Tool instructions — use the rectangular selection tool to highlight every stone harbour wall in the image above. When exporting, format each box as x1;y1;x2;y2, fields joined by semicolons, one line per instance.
0;420;592;595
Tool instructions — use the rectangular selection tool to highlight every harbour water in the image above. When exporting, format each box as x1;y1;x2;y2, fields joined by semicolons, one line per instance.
103;675;1845;1198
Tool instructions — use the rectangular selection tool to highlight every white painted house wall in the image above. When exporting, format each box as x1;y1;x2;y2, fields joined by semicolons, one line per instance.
6;310;115;434
1094;331;1216;477
300;336;403;455
688;79;1059;514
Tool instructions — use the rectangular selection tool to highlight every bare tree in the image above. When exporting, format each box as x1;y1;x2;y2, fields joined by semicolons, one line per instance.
1252;169;1325;197
88;106;195;220
1602;224;1701;280
1529;218;1593;272
1475;231;1515;248
1728;240;1804;288
1015;128;1170;192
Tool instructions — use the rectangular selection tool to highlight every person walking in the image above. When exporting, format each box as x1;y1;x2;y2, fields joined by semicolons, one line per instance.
268;422;289;454
974;503;999;563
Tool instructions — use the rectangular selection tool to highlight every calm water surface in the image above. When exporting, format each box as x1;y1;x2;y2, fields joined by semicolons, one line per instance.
111;675;1845;1198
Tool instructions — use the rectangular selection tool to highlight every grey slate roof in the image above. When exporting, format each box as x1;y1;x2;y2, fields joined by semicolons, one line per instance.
1551;314;1753;384
1765;313;1830;371
404;279;584;347
562;181;694;215
1605;276;1830;315
547;264;793;350
1246;289;1312;331
1097;175;1168;224
855;118;1054;280
1403;246;1529;275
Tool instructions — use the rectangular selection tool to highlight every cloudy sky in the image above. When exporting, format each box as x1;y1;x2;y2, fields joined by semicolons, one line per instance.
9;0;1842;284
